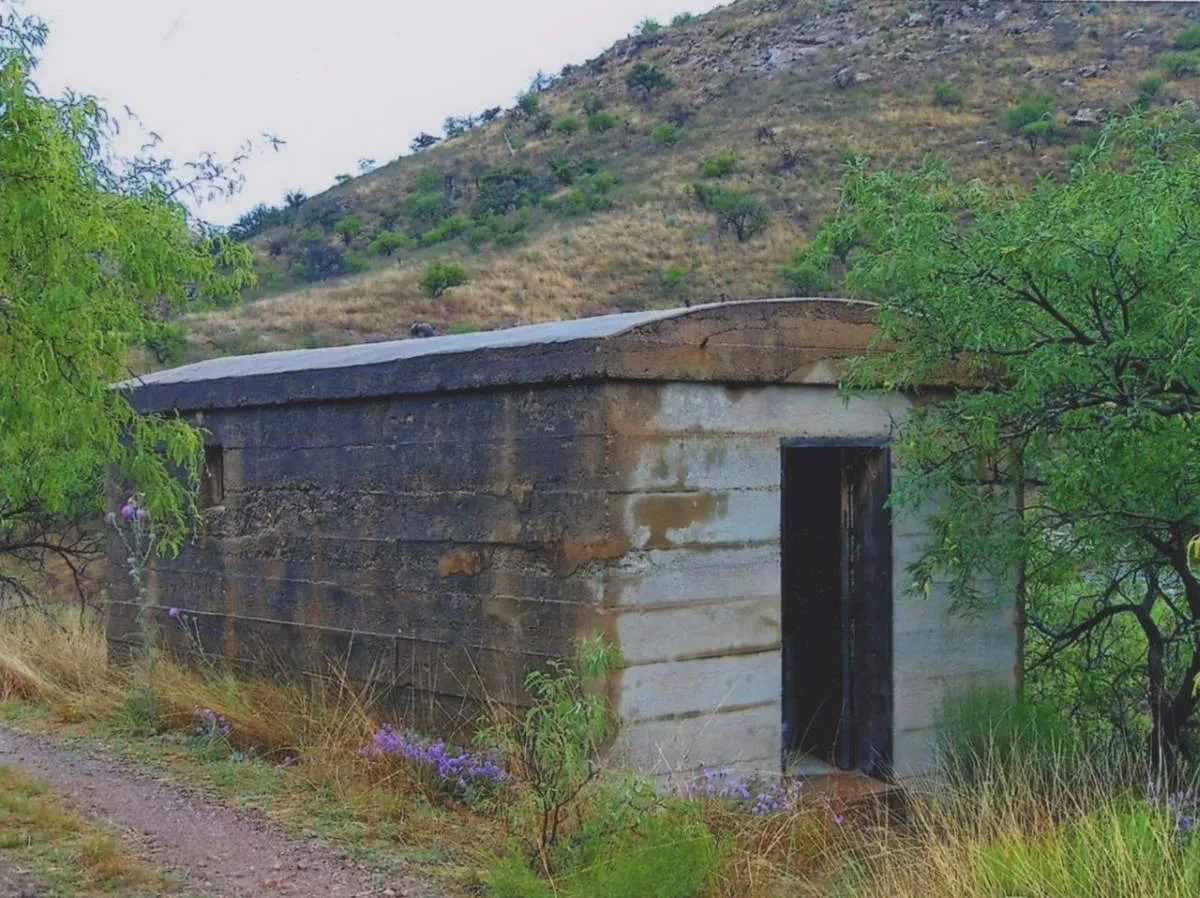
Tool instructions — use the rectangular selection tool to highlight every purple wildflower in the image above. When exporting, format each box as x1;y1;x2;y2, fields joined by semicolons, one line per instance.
358;725;508;796
120;503;137;519
677;768;805;816
167;606;181;619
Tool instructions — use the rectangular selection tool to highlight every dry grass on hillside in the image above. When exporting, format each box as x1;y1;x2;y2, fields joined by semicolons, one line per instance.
175;0;1199;362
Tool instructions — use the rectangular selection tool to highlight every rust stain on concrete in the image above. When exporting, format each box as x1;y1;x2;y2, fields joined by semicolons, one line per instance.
437;548;491;578
633;493;727;550
556;536;632;576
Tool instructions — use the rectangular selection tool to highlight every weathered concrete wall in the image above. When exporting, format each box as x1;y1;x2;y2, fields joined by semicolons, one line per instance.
108;385;627;729
109;360;1015;775
600;382;1017;777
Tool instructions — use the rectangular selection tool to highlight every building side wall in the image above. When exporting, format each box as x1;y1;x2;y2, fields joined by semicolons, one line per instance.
107;385;622;729
601;382;1017;778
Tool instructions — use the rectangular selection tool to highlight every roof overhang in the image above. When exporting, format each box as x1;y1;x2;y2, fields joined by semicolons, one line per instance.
121;298;881;413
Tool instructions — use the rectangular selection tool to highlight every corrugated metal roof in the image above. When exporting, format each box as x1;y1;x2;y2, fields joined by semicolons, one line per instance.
127;304;709;388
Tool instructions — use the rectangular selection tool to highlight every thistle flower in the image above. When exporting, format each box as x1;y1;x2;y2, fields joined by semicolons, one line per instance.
120;503;137;519
166;606;180;619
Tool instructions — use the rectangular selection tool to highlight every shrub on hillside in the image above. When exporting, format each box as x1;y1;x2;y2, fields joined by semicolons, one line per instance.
366;230;409;256
1136;75;1165;106
480;106;503;124
692;183;771;242
471;166;542;217
417;214;470;246
626;63;673;104
333;214;361;245
419;261;470;298
1003;95;1064;154
586;111;617;134
651;122;681;147
779;254;833;296
405;190;449;226
551;171;616;216
409;132;440;152
632;17;664;48
334;173;352;185
516;91;540;118
1174;25;1200;51
227;203;285;241
292;242;345;283
530;111;554;136
1156;51;1200;76
410;168;443;193
932;80;963;107
578;91;605;115
552;115;583;136
698;151;739;178
343;251;368;274
671;11;695;25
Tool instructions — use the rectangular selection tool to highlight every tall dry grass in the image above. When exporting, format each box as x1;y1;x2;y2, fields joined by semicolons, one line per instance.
3;608;1198;897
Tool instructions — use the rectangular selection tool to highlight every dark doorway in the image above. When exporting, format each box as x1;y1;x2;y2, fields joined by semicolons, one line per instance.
781;442;892;776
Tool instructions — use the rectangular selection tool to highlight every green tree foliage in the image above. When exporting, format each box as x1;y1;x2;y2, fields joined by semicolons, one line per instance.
698;151;739;178
1174;25;1200;51
409;132;440;152
626;63;673;104
1003;94;1063;154
691;183;771;242
367;230;409;256
651;122;681;147
1157;51;1200;76
227;203;285;241
552;115;582;136
334;173;352;185
632;18;663;48
332;214;361;244
793;110;1200;765
516;91;541;118
419;261;470;298
932;80;963;107
404;190;449;227
778;254;833;295
417;213;470;246
672;12;696;25
586;111;617;134
530;111;554;137
0;15;254;580
1136;75;1165;107
480;106;503;123
471;166;541;217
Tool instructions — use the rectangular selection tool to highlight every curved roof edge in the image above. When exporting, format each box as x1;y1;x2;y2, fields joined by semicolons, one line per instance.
125;298;880;413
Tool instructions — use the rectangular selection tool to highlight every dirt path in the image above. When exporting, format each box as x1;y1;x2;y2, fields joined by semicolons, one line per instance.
0;724;442;898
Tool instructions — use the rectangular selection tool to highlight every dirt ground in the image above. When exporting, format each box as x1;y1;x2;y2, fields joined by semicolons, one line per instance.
0;724;442;898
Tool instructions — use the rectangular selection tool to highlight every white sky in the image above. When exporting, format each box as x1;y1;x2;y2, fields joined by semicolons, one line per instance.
31;0;716;226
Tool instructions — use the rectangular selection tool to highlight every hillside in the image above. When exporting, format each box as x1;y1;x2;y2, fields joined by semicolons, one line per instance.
181;0;1200;361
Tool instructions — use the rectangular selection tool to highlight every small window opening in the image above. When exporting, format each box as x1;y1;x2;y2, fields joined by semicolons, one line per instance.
200;445;225;507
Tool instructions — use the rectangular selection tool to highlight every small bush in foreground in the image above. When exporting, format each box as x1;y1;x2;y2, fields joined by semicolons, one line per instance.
419;260;470;298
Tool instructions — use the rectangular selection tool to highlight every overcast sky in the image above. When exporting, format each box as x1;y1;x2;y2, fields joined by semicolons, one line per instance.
32;0;716;225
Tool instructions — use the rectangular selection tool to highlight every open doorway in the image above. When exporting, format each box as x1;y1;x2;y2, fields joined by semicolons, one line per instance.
781;441;892;776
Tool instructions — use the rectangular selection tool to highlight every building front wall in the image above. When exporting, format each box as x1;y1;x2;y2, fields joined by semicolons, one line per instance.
601;382;1017;778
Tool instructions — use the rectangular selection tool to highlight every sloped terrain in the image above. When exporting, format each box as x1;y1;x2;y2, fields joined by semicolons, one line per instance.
182;0;1199;361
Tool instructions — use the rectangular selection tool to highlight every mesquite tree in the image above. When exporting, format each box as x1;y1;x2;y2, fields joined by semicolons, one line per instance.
0;14;256;601
794;109;1200;767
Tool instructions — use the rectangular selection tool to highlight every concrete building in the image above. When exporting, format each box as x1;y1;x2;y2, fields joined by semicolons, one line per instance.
109;299;1017;779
